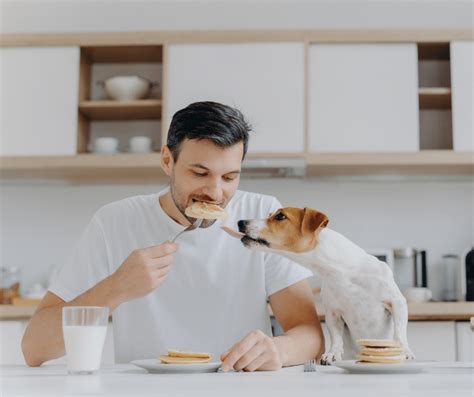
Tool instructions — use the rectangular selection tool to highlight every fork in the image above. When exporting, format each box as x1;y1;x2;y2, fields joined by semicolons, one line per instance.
171;218;203;242
303;359;317;372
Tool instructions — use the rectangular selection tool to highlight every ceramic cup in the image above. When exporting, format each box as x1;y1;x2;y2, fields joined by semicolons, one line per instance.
403;287;432;302
92;137;119;154
129;136;152;153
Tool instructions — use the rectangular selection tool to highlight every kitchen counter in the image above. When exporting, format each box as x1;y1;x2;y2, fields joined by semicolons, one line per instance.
1;363;472;397
1;301;473;321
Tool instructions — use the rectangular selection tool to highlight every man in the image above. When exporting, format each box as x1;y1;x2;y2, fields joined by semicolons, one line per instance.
22;101;324;371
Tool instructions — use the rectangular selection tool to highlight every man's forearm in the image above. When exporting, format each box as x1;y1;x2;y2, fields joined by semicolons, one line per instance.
22;275;123;367
273;323;325;367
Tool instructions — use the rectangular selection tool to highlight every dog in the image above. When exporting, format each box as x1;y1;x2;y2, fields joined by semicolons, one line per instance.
236;207;415;365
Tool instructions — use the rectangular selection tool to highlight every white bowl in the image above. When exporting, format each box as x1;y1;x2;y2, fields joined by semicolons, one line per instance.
98;76;157;101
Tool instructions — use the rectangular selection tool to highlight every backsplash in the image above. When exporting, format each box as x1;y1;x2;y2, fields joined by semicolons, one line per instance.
1;176;472;300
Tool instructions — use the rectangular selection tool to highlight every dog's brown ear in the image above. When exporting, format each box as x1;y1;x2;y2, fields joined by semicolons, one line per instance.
301;208;329;234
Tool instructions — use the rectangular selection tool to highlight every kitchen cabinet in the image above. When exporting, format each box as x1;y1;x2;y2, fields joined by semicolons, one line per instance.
0;320;115;365
166;43;305;154
308;43;419;152
0;47;80;156
455;321;474;362
406;321;456;361
450;41;474;151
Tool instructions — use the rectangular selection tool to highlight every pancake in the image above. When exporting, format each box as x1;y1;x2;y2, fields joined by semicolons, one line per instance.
358;347;404;356
168;350;211;359
356;339;402;348
356;354;406;364
159;356;211;364
184;201;228;220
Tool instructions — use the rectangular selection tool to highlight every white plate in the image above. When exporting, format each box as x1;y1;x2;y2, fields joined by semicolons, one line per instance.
131;359;222;374
332;360;427;374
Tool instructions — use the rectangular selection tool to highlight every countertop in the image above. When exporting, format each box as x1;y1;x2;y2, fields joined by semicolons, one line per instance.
1;363;473;397
2;301;473;321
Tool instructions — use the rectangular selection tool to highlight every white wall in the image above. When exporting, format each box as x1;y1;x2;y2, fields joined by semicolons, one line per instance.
1;176;473;300
1;0;472;33
0;1;472;300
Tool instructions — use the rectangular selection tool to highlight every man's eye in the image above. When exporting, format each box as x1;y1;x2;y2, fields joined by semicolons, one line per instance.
193;172;207;177
274;213;287;221
223;176;236;182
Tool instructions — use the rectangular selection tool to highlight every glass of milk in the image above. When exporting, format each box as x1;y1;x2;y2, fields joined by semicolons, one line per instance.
62;306;109;375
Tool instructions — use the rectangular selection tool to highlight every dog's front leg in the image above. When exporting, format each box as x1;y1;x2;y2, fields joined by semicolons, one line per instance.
320;310;345;365
387;299;416;360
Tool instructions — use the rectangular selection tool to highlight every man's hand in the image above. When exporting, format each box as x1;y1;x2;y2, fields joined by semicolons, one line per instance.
110;241;178;303
220;330;282;372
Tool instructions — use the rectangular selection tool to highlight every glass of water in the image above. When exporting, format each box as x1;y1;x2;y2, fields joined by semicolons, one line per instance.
62;306;109;375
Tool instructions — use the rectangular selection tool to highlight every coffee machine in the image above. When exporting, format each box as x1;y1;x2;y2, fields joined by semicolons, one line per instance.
460;247;474;301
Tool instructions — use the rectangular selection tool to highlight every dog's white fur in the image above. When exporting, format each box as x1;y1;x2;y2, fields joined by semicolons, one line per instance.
241;218;415;364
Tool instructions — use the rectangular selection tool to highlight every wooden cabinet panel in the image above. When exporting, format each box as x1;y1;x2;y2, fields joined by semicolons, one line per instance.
451;41;474;151
309;43;419;153
166;43;305;154
0;47;79;156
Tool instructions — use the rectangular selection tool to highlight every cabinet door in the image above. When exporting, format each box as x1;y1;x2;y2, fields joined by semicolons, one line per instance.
451;41;474;151
455;321;474;362
408;321;456;361
0;47;79;156
309;43;419;152
166;43;305;154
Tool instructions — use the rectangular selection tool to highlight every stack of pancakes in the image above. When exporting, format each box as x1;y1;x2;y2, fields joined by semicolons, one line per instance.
356;339;405;364
159;350;212;364
185;201;228;220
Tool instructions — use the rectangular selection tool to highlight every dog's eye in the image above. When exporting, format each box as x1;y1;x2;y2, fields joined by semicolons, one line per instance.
274;213;287;221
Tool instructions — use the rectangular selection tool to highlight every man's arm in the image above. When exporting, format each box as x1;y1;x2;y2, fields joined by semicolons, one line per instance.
220;279;324;371
22;242;177;367
270;280;325;366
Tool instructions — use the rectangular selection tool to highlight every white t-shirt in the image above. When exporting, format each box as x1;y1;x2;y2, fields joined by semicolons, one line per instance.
49;189;312;363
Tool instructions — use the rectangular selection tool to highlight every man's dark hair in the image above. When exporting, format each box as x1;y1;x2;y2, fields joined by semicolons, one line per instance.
166;101;251;161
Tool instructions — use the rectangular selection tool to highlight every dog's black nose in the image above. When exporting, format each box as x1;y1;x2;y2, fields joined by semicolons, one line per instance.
238;220;248;233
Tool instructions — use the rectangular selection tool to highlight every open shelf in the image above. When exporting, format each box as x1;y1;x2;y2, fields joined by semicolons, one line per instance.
306;151;473;176
79;99;162;120
419;87;452;109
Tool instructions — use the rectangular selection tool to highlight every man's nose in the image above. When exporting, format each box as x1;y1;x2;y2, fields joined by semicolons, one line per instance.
203;180;223;203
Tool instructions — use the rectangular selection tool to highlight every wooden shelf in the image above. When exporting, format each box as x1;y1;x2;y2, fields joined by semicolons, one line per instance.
0;153;166;182
79;99;162;120
419;87;451;109
1;151;472;181
306;151;473;176
81;45;162;63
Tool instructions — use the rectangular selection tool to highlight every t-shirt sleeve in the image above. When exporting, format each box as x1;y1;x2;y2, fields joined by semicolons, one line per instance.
48;214;111;302
263;197;313;297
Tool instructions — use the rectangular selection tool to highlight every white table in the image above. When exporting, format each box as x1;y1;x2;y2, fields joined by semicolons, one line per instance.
1;363;472;397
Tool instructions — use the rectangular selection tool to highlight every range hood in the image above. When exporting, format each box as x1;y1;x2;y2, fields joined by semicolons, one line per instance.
241;157;306;177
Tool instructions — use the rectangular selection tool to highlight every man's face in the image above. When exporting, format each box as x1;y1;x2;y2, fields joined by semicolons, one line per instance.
165;139;243;228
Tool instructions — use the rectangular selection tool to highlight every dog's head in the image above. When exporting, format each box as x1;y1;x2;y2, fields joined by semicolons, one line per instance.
237;207;329;253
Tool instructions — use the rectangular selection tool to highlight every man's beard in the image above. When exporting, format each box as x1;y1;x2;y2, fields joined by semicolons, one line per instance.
169;175;217;229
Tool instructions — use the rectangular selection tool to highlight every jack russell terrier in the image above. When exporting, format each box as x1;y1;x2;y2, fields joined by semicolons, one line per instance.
223;207;415;365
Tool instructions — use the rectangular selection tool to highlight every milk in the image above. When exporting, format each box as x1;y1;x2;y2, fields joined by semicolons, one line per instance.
63;325;107;373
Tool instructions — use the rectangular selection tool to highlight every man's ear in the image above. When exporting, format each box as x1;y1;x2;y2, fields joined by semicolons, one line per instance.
160;145;174;176
301;208;329;234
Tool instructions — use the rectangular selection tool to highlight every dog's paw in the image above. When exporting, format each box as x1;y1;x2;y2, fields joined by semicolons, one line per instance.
319;351;342;365
404;347;416;361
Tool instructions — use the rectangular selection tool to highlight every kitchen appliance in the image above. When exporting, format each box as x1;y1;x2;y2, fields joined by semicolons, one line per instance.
459;247;474;301
441;254;460;301
98;75;158;101
393;248;428;292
